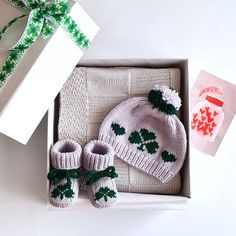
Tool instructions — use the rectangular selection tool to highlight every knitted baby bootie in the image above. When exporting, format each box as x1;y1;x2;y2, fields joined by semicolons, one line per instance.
47;139;82;208
83;140;118;208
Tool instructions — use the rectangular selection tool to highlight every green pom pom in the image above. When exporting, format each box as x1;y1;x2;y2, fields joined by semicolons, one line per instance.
148;89;177;115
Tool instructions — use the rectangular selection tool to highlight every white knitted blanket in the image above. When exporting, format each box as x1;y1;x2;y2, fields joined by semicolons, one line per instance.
58;67;182;194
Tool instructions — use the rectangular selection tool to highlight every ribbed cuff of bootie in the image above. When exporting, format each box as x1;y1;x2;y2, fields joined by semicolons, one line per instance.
83;140;114;171
51;139;82;169
83;140;118;209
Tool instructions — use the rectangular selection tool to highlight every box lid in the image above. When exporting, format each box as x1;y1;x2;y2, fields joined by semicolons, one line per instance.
0;1;99;144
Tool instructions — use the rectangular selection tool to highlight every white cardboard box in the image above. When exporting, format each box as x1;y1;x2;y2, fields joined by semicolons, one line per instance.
0;1;99;144
47;58;190;210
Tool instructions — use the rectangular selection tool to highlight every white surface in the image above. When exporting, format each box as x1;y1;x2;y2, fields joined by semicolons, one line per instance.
0;0;236;235
0;2;98;144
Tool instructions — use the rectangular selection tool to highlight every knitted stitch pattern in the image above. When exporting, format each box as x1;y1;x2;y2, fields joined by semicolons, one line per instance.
48;139;82;208
98;93;187;183
58;67;182;193
83;140;118;208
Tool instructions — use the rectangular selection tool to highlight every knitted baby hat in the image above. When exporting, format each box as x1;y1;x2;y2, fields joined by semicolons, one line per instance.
99;85;187;183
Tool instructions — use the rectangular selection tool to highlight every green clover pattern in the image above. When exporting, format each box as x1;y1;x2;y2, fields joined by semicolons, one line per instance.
0;0;90;88
111;123;126;136
161;150;176;163
95;187;117;202
51;182;75;200
129;128;159;154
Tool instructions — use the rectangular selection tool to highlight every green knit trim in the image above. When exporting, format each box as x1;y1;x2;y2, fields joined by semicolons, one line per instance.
148;89;177;115
95;187;117;202
161;150;176;162
129;128;159;154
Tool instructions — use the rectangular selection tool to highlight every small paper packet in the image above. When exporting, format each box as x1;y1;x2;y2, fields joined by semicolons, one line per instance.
191;70;236;156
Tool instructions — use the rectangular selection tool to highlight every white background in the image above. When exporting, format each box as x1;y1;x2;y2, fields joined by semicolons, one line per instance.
0;0;236;235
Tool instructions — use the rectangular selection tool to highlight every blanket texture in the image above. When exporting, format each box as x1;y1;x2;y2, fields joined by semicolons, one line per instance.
58;67;182;194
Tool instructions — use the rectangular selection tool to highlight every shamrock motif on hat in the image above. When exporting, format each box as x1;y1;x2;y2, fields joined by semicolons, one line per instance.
99;85;187;183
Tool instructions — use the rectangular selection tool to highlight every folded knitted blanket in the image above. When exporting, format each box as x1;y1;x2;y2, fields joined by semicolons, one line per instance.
58;67;182;194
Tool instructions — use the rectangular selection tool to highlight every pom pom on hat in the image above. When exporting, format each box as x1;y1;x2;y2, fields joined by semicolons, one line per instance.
98;85;187;183
148;85;182;115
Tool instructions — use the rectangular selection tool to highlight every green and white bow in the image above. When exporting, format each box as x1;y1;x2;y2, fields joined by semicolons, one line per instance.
0;0;90;87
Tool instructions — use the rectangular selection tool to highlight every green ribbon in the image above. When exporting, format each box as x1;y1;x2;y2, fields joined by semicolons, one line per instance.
0;0;90;87
47;167;80;186
85;166;118;186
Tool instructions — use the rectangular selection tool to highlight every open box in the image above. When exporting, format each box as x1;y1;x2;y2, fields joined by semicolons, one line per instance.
47;58;190;210
0;1;99;144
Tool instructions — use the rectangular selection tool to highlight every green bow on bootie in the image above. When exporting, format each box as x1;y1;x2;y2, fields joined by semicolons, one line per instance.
0;0;90;87
47;167;80;200
47;167;80;185
85;166;118;186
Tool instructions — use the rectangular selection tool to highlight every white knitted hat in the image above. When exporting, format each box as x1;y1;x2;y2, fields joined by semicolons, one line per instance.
98;85;187;183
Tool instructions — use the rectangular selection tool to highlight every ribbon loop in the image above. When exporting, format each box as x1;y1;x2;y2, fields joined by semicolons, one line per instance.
47;167;80;186
44;1;70;15
7;0;30;11
85;166;118;186
0;14;27;43
0;0;90;87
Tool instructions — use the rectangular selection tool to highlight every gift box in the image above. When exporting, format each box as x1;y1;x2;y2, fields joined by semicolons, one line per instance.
0;0;99;144
47;58;190;210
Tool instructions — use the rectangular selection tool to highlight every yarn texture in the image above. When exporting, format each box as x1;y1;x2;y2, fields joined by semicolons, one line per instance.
58;67;182;193
48;139;82;208
83;140;118;208
98;87;187;183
